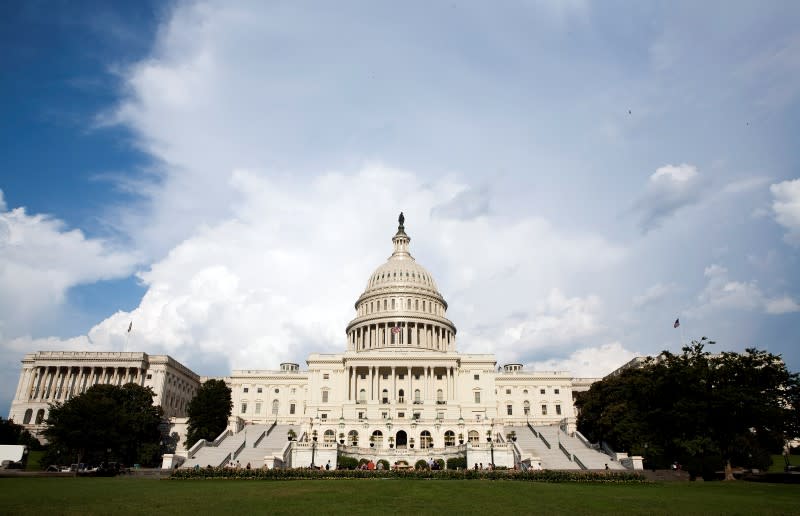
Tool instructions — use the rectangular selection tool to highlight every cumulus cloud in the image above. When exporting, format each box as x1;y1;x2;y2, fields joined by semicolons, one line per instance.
430;185;490;221
527;342;639;378
696;264;800;315
770;178;800;245
633;163;703;232
632;282;676;308
0;202;138;335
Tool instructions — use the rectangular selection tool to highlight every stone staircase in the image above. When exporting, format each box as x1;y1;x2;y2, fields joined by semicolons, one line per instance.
235;424;297;468
534;425;625;470
512;425;575;469
183;424;298;469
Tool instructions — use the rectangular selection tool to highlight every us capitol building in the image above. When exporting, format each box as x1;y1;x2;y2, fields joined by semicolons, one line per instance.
9;215;635;470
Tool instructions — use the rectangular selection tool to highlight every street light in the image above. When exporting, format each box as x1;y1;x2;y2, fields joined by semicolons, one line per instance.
311;433;318;469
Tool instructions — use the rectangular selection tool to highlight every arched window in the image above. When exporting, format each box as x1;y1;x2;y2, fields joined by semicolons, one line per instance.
468;430;479;444
523;400;530;416
348;430;359;446
324;430;335;444
23;409;32;424
444;430;455;447
414;389;421;403
420;430;432;449
359;389;366;402
35;409;45;424
398;389;405;403
371;430;383;448
437;389;443;402
272;399;279;415
382;389;389;404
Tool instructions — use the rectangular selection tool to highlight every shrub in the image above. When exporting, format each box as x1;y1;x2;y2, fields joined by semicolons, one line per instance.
337;456;359;470
377;459;390;470
415;459;428;470
435;459;445;470
446;456;467;470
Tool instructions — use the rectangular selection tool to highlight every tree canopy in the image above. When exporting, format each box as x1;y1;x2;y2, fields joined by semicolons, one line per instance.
576;339;800;478
0;417;41;449
186;379;232;448
42;383;164;467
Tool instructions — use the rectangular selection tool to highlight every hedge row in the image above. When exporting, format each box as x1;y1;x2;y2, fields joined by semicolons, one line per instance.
170;467;646;483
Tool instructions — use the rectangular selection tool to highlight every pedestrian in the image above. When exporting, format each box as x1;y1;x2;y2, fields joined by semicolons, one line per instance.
326;460;331;470
246;462;251;470
604;464;609;470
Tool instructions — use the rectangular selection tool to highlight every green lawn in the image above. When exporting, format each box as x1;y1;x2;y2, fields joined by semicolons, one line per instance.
768;454;799;473
0;478;798;515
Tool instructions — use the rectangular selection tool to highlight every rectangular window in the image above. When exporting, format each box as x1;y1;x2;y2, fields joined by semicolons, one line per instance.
257;387;262;393
415;299;419;310
291;388;296;394
541;405;547;415
437;411;444;420
391;299;395;309
554;388;560;395
358;411;364;420
506;389;511;394
415;374;420;380
255;402;261;414
540;388;545;395
360;374;366;380
398;374;405;380
398;412;405;418
243;387;249;393
382;412;388;419
241;403;247;414
146;374;152;380
474;374;480;380
507;404;513;415
322;391;328;403
321;413;327;420
290;403;296;415
556;404;562;415
524;406;530;415
436;374;442;380
383;374;388;380
323;373;329;380
474;392;481;403
413;412;420;420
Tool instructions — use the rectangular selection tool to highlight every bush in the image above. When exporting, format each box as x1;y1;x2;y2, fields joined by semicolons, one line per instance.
435;459;445;470
337;456;359;470
447;457;467;470
169;467;648;483
415;459;428;470
377;459;390;470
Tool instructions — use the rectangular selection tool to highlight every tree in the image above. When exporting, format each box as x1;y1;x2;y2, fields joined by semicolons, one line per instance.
42;383;164;468
186;379;232;448
0;417;42;449
576;339;800;479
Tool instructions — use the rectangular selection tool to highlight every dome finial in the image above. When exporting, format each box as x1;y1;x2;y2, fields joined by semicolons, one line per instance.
398;212;405;231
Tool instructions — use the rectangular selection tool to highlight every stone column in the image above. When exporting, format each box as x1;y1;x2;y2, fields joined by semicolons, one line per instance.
392;366;396;402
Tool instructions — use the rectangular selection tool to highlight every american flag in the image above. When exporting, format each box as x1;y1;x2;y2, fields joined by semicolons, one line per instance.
673;318;680;329
391;326;401;334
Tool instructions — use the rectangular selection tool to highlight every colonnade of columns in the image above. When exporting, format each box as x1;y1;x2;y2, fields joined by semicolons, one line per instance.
15;365;145;402
349;321;455;351
346;364;460;403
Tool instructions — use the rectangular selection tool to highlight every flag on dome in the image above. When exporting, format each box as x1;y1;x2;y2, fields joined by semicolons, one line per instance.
391;326;401;334
673;318;680;328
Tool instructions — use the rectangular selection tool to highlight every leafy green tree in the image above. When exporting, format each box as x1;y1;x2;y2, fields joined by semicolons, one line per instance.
0;417;42;449
42;383;164;467
186;379;232;448
577;339;800;479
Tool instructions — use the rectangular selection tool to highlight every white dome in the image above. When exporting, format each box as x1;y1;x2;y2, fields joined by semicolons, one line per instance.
346;214;456;353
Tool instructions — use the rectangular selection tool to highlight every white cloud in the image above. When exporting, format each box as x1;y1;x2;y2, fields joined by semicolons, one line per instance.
0;203;137;335
633;282;676;308
527;342;638;378
633;164;703;232
696;263;800;315
770;178;800;245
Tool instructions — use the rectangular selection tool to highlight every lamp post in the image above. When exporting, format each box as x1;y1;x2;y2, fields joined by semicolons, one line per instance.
311;434;317;469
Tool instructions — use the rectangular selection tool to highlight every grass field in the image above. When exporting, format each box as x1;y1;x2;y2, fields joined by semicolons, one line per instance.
0;478;797;515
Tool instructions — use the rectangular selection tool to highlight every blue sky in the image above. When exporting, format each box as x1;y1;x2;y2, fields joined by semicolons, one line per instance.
2;0;800;415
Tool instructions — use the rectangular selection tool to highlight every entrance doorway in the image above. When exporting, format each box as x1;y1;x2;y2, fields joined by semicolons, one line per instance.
396;430;408;448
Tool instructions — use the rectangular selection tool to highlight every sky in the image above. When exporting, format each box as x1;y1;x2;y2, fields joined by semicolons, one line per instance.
2;0;800;415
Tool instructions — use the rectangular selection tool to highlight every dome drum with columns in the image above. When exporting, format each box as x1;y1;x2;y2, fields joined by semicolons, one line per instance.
346;214;456;353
